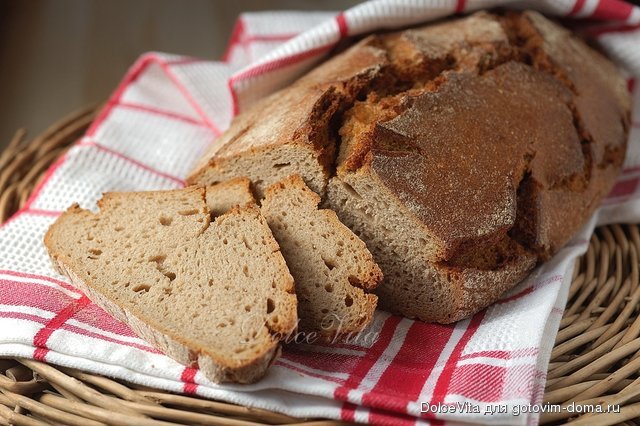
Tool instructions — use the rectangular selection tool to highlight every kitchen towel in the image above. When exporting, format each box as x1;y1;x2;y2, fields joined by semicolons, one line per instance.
1;0;639;424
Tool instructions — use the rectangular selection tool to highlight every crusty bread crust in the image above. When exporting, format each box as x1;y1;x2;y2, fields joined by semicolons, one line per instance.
188;11;630;323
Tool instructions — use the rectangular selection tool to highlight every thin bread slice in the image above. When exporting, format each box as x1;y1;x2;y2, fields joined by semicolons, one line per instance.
44;187;297;384
261;175;381;341
205;177;256;216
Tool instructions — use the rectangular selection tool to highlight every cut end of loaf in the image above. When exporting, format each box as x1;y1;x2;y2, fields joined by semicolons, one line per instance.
44;186;297;384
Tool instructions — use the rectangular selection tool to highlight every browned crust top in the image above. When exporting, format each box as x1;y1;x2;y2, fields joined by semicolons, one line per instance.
189;10;630;271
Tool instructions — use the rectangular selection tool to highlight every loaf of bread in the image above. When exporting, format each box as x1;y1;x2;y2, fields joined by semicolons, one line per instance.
44;187;297;383
189;10;631;323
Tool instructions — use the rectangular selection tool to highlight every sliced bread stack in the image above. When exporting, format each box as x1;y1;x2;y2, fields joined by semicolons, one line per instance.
45;177;381;383
45;187;297;383
210;175;381;341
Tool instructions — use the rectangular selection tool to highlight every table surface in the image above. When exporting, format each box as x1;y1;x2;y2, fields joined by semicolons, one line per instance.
0;0;359;150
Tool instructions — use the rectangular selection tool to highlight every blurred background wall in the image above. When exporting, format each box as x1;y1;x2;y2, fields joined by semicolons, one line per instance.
2;0;639;150
0;0;359;149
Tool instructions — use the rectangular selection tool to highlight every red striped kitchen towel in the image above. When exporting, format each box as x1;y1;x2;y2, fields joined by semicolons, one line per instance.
1;1;639;424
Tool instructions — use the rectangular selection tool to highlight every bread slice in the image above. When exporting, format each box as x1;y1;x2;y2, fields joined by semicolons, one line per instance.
261;175;381;341
205;177;256;217
187;11;629;323
44;187;297;384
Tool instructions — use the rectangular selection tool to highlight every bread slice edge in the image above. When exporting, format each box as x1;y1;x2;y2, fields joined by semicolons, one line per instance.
44;202;287;384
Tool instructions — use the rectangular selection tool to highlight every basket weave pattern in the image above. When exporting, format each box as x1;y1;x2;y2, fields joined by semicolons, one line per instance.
1;107;639;425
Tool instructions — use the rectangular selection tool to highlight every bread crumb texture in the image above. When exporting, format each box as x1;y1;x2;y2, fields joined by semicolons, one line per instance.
261;175;381;341
44;186;297;383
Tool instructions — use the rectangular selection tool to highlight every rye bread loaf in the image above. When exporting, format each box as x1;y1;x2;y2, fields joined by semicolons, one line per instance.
260;175;381;341
188;11;631;323
44;187;297;383
208;176;381;340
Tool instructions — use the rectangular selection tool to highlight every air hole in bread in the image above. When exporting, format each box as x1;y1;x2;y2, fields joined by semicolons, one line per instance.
266;298;275;314
159;216;172;226
148;255;166;263
87;248;102;260
347;275;361;287
243;265;249;277
342;182;361;199
178;209;199;216
132;284;150;293
114;226;124;232
345;295;354;307
323;257;336;271
243;237;252;250
324;284;334;293
273;162;290;169
245;305;252;312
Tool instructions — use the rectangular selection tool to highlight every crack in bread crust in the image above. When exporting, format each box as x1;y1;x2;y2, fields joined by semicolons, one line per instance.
188;10;630;323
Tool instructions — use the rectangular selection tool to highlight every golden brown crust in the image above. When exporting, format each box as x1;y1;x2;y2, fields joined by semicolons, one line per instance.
187;39;388;189
188;10;630;324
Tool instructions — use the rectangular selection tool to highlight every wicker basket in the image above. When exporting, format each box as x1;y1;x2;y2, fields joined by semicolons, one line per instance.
1;106;640;425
